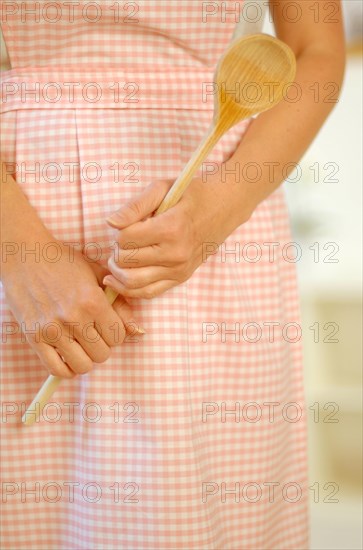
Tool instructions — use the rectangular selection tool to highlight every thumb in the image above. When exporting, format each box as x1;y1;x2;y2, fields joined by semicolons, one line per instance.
105;179;174;229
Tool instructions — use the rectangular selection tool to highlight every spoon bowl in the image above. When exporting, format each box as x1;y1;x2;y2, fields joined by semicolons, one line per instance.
214;33;296;132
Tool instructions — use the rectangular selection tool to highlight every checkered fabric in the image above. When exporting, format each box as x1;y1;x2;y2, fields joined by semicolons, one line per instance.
0;1;309;548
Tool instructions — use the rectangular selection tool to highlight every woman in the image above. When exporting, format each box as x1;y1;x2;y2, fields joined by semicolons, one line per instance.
0;1;345;548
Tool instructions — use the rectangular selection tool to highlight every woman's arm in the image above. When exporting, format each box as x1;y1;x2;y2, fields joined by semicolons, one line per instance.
223;0;346;219
0;160;143;377
103;0;346;300
0;161;55;276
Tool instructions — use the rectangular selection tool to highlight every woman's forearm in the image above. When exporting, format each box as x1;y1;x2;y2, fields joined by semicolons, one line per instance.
0;159;54;278
213;43;346;227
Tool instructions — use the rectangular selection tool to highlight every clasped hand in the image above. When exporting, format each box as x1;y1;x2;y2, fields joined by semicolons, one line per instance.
104;176;251;300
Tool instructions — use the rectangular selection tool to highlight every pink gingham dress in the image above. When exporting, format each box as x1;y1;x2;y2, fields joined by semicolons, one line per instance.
0;1;309;548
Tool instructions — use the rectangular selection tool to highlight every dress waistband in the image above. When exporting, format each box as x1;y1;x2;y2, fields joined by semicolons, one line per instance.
0;64;217;114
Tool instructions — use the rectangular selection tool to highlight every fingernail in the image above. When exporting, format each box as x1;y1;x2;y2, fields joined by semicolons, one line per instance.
105;213;124;228
128;319;146;334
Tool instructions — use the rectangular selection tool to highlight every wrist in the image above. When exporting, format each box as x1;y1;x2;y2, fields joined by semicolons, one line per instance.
1;232;61;281
1;165;59;279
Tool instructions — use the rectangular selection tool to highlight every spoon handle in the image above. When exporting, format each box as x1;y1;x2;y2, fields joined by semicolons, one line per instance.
22;375;62;425
154;124;223;214
22;123;223;426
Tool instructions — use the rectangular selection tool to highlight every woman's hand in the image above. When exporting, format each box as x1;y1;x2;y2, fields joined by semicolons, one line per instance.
2;240;145;378
103;176;252;300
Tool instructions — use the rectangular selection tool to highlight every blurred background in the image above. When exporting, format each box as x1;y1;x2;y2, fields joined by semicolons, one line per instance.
264;1;363;548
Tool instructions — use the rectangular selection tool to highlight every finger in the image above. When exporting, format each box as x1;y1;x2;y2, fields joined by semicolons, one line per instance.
115;213;174;249
85;293;128;347
111;295;145;334
54;336;96;375
101;275;176;300
112;243;175;269
39;316;110;369
71;321;112;365
106;180;173;229
106;260;172;289
88;262;110;287
111;294;133;317
35;343;76;379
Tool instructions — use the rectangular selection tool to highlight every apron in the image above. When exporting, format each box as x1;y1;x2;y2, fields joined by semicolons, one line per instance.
0;1;309;548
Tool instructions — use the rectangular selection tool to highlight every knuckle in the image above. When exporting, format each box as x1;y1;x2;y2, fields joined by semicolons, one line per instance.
47;364;74;379
79;287;104;315
57;304;79;323
41;321;63;343
72;359;94;375
80;296;99;314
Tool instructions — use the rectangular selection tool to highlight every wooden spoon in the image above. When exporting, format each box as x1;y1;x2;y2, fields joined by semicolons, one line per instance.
22;33;296;426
